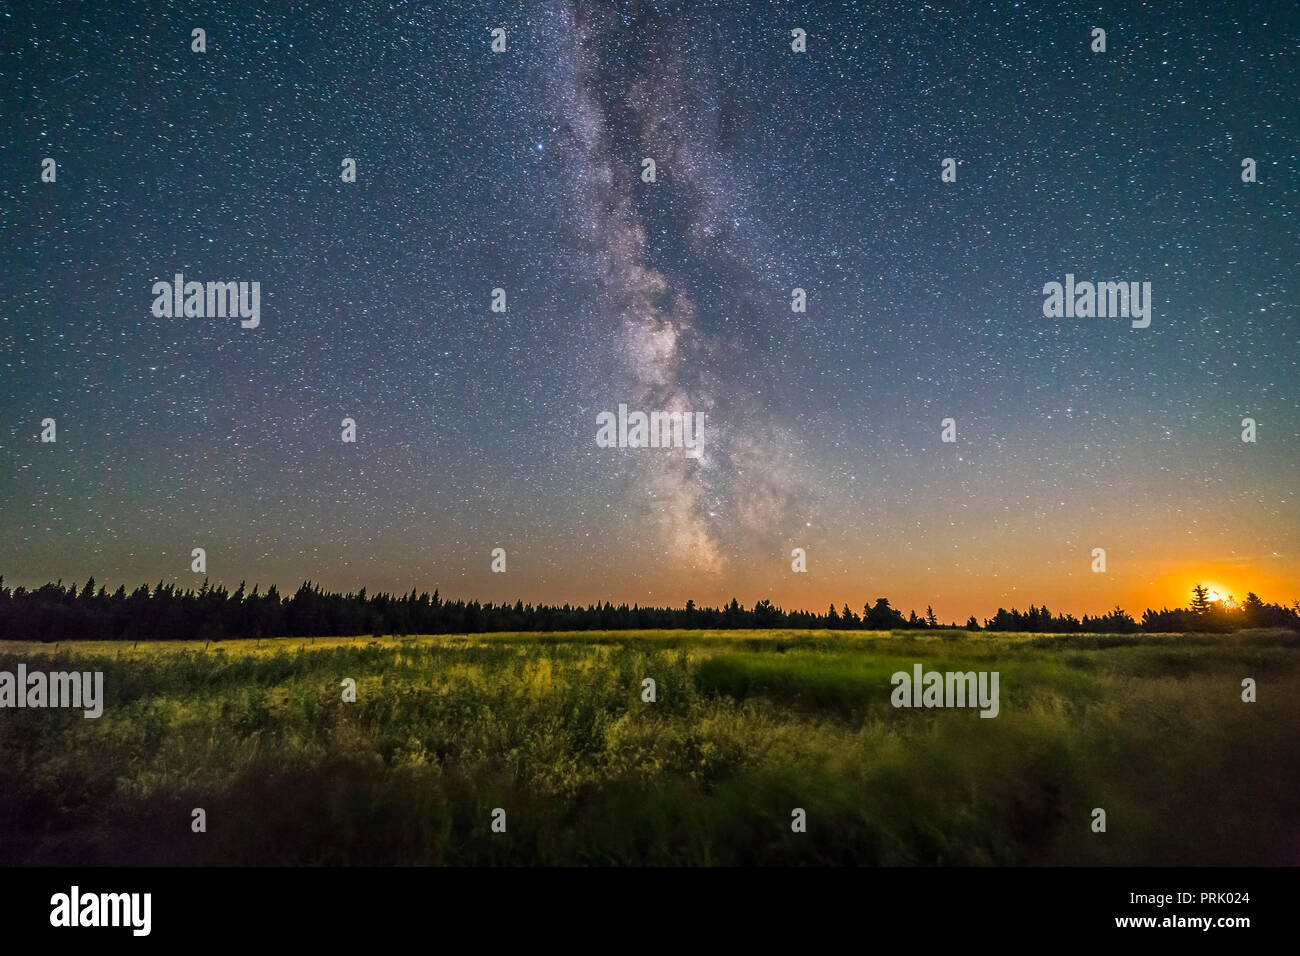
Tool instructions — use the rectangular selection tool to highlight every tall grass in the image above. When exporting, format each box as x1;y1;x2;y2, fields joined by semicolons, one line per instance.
1;629;1296;865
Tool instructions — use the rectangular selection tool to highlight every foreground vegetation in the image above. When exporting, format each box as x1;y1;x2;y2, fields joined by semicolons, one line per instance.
1;629;1297;865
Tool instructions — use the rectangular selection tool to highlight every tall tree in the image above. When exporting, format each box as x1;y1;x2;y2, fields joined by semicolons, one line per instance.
1190;583;1212;614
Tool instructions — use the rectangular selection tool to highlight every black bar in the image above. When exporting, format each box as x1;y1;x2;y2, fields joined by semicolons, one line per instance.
0;866;1285;943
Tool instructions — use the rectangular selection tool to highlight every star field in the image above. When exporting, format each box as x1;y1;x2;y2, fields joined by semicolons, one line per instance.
2;0;1297;621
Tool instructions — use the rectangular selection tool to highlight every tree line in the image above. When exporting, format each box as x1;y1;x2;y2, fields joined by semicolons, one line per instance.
0;576;1295;642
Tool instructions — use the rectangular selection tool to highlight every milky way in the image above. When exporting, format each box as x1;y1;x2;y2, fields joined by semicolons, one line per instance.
542;0;818;574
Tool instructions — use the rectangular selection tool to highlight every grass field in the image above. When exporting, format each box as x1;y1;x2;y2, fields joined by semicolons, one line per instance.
1;628;1297;866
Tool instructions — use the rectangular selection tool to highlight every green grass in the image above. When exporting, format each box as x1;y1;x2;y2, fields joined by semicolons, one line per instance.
1;629;1297;865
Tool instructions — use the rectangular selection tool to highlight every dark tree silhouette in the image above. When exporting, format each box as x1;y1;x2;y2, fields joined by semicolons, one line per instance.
0;574;1294;641
1190;584;1212;614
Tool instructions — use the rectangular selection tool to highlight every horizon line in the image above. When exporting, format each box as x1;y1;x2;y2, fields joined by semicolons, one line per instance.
4;571;1293;625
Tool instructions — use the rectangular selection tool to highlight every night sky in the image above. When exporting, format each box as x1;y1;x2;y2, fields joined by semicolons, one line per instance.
3;1;1297;622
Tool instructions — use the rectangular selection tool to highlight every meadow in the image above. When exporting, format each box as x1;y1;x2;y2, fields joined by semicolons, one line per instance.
1;628;1297;866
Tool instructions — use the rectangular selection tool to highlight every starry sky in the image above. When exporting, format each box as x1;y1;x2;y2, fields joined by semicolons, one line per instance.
2;0;1297;622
